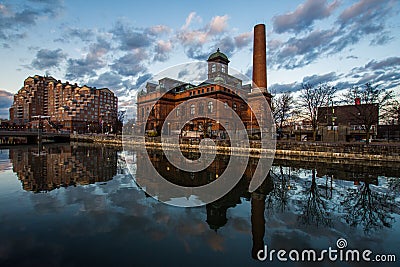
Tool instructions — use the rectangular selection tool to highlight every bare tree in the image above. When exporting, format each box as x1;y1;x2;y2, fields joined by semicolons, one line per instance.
298;83;336;141
342;83;395;143
116;110;126;134
272;92;295;138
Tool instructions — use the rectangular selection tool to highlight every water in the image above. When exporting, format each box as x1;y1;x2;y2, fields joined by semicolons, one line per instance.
0;143;399;267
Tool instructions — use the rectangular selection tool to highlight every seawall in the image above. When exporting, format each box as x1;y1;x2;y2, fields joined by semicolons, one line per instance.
70;134;400;162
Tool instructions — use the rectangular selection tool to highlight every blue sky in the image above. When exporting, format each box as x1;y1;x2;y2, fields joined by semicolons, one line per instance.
0;0;400;118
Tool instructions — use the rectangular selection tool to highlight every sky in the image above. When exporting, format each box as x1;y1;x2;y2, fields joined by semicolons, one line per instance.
0;0;400;118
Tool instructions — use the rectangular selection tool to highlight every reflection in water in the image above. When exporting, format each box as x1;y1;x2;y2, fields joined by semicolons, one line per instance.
0;144;399;266
343;179;396;233
251;176;273;260
298;168;333;227
140;148;400;244
9;144;119;192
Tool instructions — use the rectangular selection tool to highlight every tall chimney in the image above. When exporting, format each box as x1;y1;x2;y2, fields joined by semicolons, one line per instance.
252;24;267;91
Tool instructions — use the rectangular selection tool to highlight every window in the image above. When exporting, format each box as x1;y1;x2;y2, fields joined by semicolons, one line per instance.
176;107;180;117
190;104;195;115
208;101;214;113
221;65;226;73
201;89;204;93
233;103;237;111
212;64;216;73
199;103;204;114
224;102;228;109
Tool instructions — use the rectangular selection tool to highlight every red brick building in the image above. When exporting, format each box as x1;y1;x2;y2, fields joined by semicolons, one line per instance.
136;48;271;138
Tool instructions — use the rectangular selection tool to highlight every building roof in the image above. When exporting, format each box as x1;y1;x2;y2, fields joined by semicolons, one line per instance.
207;48;230;63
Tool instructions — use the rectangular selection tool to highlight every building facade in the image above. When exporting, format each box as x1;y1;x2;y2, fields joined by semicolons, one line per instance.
317;104;379;142
137;24;271;139
9;75;118;133
137;50;271;138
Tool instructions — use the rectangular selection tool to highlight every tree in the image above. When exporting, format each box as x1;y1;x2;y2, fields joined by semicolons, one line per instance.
116;110;126;134
298;83;336;141
272;92;295;139
342;83;395;143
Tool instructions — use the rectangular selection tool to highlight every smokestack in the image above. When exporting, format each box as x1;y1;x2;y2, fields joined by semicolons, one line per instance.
252;24;267;92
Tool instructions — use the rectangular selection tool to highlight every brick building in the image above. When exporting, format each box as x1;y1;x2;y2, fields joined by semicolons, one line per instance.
9;144;117;192
317;104;379;142
9;75;118;133
137;25;271;138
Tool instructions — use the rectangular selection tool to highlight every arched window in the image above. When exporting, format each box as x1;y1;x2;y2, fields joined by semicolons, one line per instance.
190;104;195;115
224;102;228;109
208;101;214;113
211;64;216;73
233;103;237;111
221;65;226;73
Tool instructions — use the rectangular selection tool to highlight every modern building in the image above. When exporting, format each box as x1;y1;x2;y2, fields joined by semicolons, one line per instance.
9;144;117;192
9;75;118;133
136;24;271;138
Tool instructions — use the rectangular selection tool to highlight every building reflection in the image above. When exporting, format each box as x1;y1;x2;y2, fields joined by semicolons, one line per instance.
138;149;274;259
9;144;118;192
136;148;399;260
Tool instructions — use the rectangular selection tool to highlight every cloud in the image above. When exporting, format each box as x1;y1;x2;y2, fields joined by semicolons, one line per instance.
302;72;340;85
146;25;171;36
135;73;152;87
111;51;148;77
177;13;251;60
269;29;338;69
269;82;299;94
54;27;95;43
209;15;229;34
272;0;339;34
348;57;400;90
65;37;111;80
363;57;400;71
338;0;394;27
0;89;13;119
0;0;63;42
181;12;202;30
153;40;173;62
111;21;153;51
31;48;66;70
234;32;252;49
269;0;397;70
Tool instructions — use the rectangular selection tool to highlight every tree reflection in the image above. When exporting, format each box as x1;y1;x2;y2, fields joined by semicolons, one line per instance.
342;179;395;234
266;166;297;214
298;169;332;227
